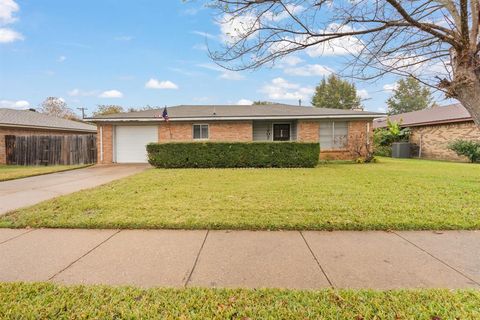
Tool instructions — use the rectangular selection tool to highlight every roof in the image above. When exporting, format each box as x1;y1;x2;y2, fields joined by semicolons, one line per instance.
87;104;383;122
373;103;473;129
0;108;97;132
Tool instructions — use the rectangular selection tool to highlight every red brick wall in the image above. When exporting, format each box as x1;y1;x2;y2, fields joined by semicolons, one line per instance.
158;121;253;142
97;124;113;164
0;127;95;165
297;120;320;142
409;121;480;161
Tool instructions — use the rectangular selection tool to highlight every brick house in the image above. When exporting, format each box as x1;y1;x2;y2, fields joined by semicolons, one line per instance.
87;104;381;164
373;103;480;161
0;108;97;165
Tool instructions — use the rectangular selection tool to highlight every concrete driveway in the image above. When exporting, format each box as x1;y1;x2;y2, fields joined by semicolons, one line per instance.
0;164;150;215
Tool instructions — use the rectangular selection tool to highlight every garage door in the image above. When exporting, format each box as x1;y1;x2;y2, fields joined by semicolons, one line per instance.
115;126;157;163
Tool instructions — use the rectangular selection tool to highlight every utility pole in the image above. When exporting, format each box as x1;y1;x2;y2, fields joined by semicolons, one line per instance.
77;107;87;119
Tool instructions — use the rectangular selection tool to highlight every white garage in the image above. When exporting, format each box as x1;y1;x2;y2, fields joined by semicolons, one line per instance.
115;125;158;163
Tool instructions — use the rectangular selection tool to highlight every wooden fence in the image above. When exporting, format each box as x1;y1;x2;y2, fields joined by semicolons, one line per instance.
5;135;97;166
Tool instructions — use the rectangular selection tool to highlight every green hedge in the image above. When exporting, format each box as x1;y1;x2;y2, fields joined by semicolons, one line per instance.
147;142;320;168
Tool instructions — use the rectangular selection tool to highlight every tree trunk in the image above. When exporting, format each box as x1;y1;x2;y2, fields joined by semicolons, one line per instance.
454;69;480;128
447;50;480;128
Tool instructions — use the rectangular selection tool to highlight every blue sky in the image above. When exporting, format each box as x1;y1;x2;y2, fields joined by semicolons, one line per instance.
0;0;448;116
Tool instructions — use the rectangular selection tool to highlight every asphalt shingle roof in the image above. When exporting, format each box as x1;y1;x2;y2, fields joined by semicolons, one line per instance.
0;108;97;132
88;104;383;120
373;103;472;128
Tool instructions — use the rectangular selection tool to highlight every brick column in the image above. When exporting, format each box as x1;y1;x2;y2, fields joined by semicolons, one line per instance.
97;124;113;164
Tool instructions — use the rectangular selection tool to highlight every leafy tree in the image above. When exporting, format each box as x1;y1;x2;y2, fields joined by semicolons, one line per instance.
94;105;124;116
387;77;434;115
39;97;78;120
206;0;480;127
311;75;362;110
253;101;276;105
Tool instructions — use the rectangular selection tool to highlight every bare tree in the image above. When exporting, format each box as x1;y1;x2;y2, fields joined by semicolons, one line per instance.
207;0;480;126
39;97;78;120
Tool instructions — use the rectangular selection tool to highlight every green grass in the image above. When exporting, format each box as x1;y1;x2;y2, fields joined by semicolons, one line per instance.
0;164;90;182
1;158;479;230
1;283;479;319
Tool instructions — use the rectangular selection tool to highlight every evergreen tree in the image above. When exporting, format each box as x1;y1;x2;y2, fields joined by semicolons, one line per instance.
386;77;434;115
311;74;362;109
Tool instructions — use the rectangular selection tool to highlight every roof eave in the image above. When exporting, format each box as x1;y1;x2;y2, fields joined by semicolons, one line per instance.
0;123;97;133
85;114;382;122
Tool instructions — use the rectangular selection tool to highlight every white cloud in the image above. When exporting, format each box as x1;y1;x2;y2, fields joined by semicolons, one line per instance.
276;55;303;67
193;43;208;51
68;88;98;97
305;24;364;57
191;30;216;40
219;13;259;43
0;99;29;109
236;99;253;105
145;79;179;90
197;63;245;80
99;90;123;98
0;27;22;42
58;55;66;62
383;83;398;92
261;77;314;101
263;4;304;22
284;64;333;77
0;0;19;25
357;89;370;99
0;0;22;43
219;71;245;80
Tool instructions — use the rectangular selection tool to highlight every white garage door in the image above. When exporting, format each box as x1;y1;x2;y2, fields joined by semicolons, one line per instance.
115;126;157;163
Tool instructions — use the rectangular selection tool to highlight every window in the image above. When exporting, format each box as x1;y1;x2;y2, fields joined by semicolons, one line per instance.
193;124;209;139
273;124;291;141
319;121;348;150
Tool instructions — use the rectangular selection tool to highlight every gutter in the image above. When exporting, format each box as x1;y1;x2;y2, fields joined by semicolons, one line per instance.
84;114;382;122
0;123;97;133
374;117;473;129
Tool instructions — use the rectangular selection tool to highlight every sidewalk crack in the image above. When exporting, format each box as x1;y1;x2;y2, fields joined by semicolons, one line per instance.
393;231;480;287
0;229;36;245
299;231;334;288
184;230;209;288
48;229;121;281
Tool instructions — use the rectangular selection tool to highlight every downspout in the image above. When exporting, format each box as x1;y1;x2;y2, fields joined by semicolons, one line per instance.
100;126;104;163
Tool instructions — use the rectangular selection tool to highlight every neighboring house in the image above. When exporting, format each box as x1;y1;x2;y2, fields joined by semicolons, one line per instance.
0;108;97;165
86;104;381;163
373;103;480;161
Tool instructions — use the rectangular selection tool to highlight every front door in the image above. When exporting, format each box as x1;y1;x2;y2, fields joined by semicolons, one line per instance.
273;124;290;141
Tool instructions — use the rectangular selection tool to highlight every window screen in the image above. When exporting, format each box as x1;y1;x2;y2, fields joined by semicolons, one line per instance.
193;124;209;139
319;121;348;150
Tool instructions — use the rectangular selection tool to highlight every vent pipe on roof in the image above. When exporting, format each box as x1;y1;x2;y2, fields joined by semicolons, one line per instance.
298;99;302;106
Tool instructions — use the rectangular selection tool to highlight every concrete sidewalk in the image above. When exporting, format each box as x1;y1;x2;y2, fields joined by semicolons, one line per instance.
0;229;478;289
0;164;149;215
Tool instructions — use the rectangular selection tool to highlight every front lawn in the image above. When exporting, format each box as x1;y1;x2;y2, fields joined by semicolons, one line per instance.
1;283;479;319
0;164;90;182
1;158;479;230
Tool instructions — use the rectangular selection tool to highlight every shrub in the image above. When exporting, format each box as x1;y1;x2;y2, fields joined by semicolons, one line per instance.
448;140;480;163
373;119;410;156
147;142;320;168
